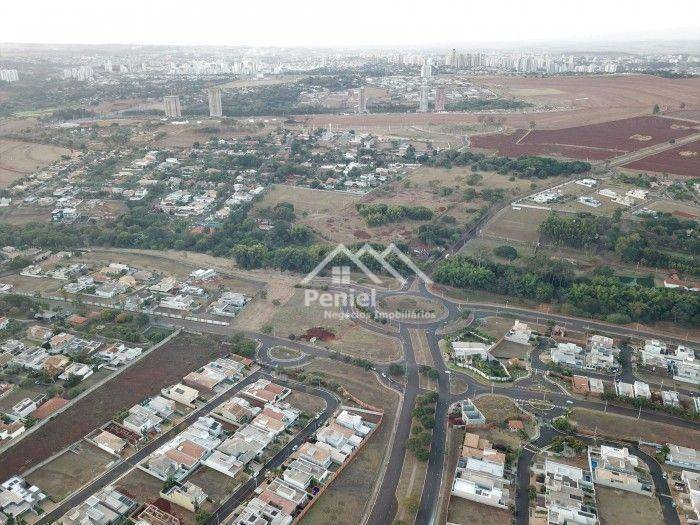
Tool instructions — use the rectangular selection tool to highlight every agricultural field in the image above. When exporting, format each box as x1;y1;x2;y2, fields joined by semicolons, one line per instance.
302;75;700;132
623;137;700;176
0;332;226;478
471;116;699;161
0;204;53;225
0;139;71;187
645;199;700;220
475;74;700;120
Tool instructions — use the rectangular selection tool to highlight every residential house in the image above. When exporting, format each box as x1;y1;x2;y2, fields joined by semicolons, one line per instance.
61;487;136;525
93;430;127;456
451;432;510;509
505;320;532;345
588;445;653;495
160;482;207;513
667;444;700;471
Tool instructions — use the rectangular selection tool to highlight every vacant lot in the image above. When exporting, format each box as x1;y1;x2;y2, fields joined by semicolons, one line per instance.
0;204;53;225
623;137;700;176
26;443;115;501
596;486;664;525
299;359;399;525
472;116;698;161
0;333;227;478
187;465;246;505
484;206;549;243
571;408;700;448
0;139;70;187
447;497;513;525
646;199;700;220
270;289;402;363
473;395;523;423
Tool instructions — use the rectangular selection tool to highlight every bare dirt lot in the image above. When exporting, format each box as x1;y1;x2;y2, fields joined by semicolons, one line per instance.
25;443;115;501
596;486;664;525
0;139;71;187
0;332;228;478
447;497;513;525
299;359;399;525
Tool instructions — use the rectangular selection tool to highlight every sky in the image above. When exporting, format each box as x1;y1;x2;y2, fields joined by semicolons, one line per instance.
2;0;699;48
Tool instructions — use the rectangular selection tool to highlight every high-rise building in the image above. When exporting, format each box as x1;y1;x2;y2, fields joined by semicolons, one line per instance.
357;87;367;114
0;69;19;82
419;81;429;113
208;88;223;117
421;59;432;79
163;95;182;118
435;88;446;112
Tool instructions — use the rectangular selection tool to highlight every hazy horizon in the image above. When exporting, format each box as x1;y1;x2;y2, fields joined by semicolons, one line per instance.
2;0;699;49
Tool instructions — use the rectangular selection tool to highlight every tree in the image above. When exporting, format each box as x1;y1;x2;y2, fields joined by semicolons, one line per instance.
493;245;518;260
652;104;660;114
388;363;405;376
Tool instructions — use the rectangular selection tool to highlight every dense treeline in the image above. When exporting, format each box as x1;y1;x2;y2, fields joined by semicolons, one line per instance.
356;203;434;226
445;99;532;112
538;212;699;276
538;212;609;248
433;255;699;326
423;150;591;179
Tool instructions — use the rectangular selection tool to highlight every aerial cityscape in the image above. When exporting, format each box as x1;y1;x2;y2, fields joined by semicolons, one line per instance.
0;1;698;525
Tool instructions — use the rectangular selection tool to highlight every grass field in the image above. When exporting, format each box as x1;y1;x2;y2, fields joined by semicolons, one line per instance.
394;432;428;523
0;139;70;187
473;395;523;423
596;486;664;525
484;206;549;243
270;289;402;363
299;359;399;525
571;408;700;448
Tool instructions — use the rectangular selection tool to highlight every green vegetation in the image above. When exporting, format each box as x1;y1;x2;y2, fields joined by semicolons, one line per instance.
424;150;591;179
356;203;434;227
227;332;257;358
493;245;518;260
538;212;608;248
434;254;699;326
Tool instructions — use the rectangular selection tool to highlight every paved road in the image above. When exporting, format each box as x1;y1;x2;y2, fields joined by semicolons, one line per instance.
17;268;698;525
36;370;338;525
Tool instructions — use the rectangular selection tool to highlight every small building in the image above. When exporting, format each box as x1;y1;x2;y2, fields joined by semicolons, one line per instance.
666;444;700;471
93;430;127;456
615;381;634;398
460;399;486;427
633;381;651;399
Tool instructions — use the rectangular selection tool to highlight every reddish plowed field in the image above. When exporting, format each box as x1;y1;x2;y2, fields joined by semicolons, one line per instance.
623;138;700;176
470;116;698;161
